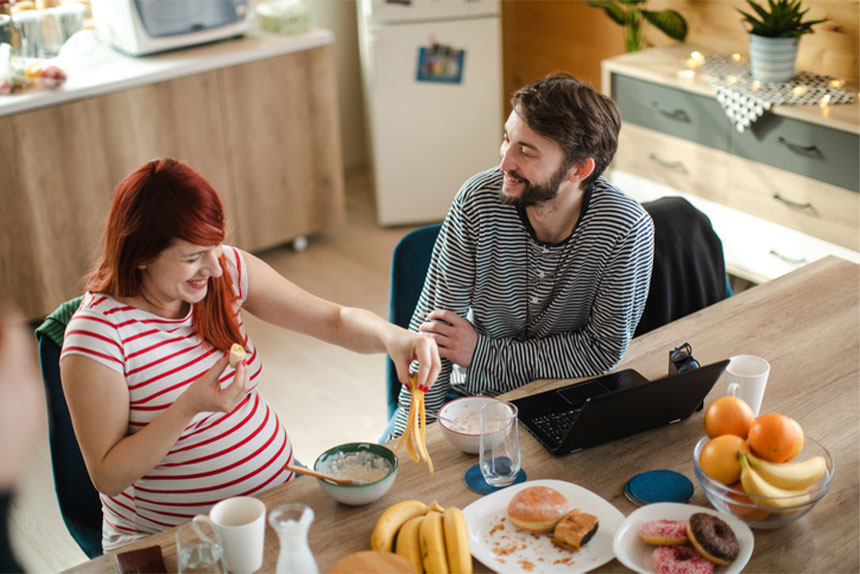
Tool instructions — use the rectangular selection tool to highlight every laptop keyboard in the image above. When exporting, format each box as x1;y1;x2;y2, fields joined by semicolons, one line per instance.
531;408;583;445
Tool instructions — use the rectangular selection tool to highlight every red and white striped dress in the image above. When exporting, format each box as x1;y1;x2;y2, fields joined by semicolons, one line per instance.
61;246;294;551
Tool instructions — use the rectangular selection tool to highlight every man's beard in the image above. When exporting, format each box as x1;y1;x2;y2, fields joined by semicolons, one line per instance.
499;162;570;208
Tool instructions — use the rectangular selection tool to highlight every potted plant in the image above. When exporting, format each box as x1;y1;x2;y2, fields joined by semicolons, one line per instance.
587;1;687;53
737;0;828;83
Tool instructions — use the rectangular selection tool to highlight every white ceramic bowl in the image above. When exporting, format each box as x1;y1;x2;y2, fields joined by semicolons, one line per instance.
693;435;833;529
437;396;512;454
313;443;397;506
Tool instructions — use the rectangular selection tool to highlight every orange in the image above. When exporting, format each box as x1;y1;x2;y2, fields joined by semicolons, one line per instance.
747;413;804;462
699;434;750;485
704;396;755;439
727;481;772;521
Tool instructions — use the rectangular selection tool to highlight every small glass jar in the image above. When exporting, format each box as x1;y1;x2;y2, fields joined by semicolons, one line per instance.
268;503;319;574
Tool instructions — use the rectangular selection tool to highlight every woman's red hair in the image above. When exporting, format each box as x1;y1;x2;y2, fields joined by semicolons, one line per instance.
88;158;243;353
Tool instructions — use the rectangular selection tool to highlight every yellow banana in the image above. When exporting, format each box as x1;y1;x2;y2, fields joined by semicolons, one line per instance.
746;452;826;490
443;507;472;574
739;453;810;510
419;510;449;574
429;500;446;513
370;500;430;552
396;515;425;574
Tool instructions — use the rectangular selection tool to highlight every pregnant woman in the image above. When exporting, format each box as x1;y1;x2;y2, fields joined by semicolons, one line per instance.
61;157;441;552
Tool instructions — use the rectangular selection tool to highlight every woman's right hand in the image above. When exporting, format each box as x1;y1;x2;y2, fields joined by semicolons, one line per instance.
176;355;250;417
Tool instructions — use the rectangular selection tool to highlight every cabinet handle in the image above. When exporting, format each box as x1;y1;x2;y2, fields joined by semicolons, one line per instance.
769;249;808;266
772;193;815;212
650;102;691;122
648;153;688;173
776;136;822;157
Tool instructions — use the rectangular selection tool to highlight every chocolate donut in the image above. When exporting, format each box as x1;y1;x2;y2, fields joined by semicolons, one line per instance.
686;513;739;565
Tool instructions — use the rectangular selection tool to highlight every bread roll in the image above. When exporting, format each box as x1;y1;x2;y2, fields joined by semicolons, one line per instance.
506;486;569;533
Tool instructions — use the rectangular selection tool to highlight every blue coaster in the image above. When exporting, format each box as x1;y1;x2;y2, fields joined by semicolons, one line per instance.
625;470;694;505
464;464;527;494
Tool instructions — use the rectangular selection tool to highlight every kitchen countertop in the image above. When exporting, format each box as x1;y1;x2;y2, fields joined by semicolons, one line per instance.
0;27;334;117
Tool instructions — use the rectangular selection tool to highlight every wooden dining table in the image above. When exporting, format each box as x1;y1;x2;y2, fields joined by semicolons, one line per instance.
66;255;859;573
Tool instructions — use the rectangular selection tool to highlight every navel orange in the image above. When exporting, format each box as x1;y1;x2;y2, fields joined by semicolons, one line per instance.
704;396;755;439
699;434;750;485
747;413;804;463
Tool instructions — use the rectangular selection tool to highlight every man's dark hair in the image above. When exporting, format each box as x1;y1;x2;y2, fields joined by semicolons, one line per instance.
510;73;621;189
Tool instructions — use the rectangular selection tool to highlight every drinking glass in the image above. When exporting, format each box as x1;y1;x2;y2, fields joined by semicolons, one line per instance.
176;520;226;574
479;401;521;487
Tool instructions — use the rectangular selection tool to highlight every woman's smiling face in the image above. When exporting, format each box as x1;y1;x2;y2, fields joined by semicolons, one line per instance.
138;240;224;316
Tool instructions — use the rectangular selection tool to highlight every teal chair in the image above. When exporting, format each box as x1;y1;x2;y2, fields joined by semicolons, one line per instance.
386;224;442;419
35;296;103;559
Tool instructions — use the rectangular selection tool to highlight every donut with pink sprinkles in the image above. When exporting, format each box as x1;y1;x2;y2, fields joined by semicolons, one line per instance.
640;519;689;545
651;545;715;574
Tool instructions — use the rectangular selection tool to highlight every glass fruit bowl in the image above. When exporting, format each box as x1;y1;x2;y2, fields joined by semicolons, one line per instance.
692;435;834;529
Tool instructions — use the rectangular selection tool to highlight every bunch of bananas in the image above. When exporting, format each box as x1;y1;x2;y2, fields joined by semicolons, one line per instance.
738;451;826;510
395;376;434;473
370;499;472;574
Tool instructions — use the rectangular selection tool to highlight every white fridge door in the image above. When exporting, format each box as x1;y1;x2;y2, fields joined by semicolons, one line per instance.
364;16;502;225
361;0;500;24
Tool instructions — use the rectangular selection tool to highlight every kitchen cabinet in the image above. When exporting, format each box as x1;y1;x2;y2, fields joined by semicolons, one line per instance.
602;46;859;284
0;30;345;319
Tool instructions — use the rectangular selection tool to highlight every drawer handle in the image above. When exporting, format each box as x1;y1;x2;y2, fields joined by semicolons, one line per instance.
776;136;822;157
769;249;808;266
772;193;816;213
650;102;691;122
648;153;688;173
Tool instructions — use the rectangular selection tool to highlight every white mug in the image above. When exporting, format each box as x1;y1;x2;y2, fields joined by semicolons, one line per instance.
725;355;770;416
193;497;266;574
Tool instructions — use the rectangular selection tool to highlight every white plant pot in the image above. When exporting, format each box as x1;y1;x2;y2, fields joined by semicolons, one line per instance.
749;34;799;83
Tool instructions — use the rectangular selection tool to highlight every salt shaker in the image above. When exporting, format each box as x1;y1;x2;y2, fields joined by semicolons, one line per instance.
268;503;319;574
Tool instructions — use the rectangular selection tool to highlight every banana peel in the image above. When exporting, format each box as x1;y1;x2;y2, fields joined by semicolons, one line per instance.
394;374;434;473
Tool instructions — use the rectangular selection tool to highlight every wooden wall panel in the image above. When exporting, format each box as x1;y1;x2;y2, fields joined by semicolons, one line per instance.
502;1;623;111
502;0;859;101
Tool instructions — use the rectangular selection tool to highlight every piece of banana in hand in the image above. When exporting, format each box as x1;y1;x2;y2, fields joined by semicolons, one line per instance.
229;343;246;367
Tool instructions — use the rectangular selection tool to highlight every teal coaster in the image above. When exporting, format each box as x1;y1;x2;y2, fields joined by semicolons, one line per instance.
625;470;694;505
464;464;527;494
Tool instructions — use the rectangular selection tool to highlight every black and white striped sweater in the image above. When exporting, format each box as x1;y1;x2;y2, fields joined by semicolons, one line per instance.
392;167;654;437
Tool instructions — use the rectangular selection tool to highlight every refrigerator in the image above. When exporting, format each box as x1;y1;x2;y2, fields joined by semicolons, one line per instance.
357;0;503;226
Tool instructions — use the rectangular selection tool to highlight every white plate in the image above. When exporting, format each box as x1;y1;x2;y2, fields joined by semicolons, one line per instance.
612;502;754;574
462;479;625;573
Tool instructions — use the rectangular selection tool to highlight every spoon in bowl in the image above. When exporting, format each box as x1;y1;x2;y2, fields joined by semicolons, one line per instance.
285;463;361;486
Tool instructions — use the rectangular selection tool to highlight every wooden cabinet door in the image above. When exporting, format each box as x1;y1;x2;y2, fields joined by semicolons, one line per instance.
218;45;346;252
2;71;233;319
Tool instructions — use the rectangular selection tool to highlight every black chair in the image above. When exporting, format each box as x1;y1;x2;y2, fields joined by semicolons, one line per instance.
635;196;731;337
35;297;103;559
386;224;442;419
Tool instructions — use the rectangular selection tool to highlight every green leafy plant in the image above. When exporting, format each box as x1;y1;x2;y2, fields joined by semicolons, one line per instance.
737;0;828;38
587;0;688;53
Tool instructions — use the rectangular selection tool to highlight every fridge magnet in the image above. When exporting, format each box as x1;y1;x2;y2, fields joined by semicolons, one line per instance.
416;43;465;84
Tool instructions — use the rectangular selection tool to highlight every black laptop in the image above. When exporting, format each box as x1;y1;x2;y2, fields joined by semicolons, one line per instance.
512;360;730;455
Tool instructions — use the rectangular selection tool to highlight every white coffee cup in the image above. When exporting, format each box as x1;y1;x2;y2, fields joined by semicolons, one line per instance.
193;497;266;574
725;355;770;416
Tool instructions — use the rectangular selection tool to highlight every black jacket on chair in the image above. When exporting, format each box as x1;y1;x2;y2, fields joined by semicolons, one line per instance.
634;197;729;337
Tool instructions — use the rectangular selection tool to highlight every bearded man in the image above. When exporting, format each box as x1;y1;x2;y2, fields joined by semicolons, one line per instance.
388;73;654;438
